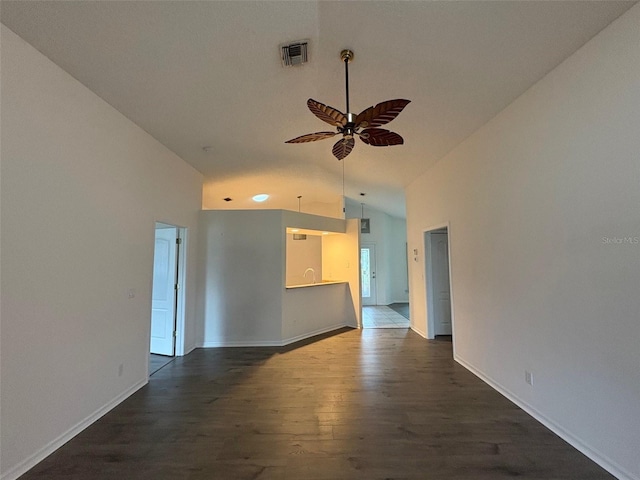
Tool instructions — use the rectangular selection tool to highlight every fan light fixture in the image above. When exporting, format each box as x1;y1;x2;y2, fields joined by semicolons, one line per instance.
285;49;410;160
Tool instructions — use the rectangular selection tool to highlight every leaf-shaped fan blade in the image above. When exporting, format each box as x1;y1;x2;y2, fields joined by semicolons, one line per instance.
285;131;337;143
332;137;355;160
359;128;404;147
355;99;411;128
307;99;348;127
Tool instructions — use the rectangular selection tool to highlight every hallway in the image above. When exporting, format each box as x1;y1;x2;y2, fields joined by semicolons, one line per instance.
19;328;613;479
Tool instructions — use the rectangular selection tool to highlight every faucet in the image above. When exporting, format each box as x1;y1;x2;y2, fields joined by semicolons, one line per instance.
303;268;316;284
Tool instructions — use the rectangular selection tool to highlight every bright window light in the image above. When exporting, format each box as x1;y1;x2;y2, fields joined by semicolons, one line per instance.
252;194;269;203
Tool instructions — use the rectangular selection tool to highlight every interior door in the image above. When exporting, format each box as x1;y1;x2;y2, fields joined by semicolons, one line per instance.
150;227;178;356
361;244;377;306
432;232;452;335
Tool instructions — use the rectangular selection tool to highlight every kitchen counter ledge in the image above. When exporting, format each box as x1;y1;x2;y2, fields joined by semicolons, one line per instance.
285;280;347;290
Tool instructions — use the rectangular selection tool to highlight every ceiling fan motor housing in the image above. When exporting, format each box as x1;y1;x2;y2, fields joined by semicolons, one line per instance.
343;113;357;139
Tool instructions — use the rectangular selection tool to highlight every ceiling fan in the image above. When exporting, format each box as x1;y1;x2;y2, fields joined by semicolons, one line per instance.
285;49;410;161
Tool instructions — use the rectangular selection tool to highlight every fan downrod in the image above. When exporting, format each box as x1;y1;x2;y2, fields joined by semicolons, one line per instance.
340;49;354;63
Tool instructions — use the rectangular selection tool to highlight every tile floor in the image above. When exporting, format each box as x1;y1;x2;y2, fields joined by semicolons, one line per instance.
362;305;410;328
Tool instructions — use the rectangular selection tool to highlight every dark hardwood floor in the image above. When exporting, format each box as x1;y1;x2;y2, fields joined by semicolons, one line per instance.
149;353;175;376
20;328;614;479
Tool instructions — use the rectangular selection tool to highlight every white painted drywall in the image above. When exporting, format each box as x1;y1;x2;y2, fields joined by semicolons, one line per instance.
0;25;203;480
198;209;356;346
322;218;362;327
281;210;346;234
198;210;284;346
283;217;361;339
282;283;355;342
405;6;640;479
286;234;322;286
387;215;410;303
346;200;409;304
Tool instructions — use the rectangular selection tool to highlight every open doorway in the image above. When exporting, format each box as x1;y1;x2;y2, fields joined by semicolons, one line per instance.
361;243;410;329
149;222;187;375
424;226;453;343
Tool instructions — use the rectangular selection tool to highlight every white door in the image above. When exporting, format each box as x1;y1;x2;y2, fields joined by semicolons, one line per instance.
431;232;452;335
361;244;377;306
150;227;178;356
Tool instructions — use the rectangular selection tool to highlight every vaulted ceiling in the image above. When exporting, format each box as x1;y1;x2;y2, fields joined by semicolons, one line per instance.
1;1;635;217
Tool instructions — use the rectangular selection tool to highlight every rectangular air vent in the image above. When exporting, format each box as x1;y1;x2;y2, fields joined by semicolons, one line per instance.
281;41;308;67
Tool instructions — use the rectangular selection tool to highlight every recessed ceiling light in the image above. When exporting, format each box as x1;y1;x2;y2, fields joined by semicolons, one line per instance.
322;232;329;235
291;229;300;233
252;194;269;202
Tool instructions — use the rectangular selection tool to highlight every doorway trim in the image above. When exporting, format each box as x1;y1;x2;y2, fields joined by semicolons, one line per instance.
423;223;456;351
149;222;188;363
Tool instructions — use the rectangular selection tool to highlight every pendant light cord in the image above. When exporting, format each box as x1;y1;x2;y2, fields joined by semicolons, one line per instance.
342;160;346;214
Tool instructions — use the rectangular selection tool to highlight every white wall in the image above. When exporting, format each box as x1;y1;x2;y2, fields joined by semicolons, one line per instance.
405;6;640;480
322;218;362;327
346;200;408;304
0;25;203;480
202;187;344;219
387;215;410;303
282;283;356;342
286;234;322;286
198;210;284;346
198;209;352;347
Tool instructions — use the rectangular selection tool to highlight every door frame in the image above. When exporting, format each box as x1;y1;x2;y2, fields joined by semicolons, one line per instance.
360;242;377;306
149;222;188;361
423;224;455;349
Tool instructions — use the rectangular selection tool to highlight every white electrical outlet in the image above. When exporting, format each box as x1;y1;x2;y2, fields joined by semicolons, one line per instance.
525;370;534;386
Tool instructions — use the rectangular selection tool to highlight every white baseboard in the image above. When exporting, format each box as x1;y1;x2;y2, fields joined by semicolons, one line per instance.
200;339;283;347
454;354;638;480
199;324;350;348
411;324;427;338
1;379;147;480
182;342;198;355
281;323;349;346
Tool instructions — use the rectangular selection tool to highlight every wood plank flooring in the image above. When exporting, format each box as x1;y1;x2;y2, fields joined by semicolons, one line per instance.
20;328;614;479
149;353;175;376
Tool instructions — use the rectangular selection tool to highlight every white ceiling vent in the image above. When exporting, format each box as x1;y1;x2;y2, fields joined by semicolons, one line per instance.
281;41;308;67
